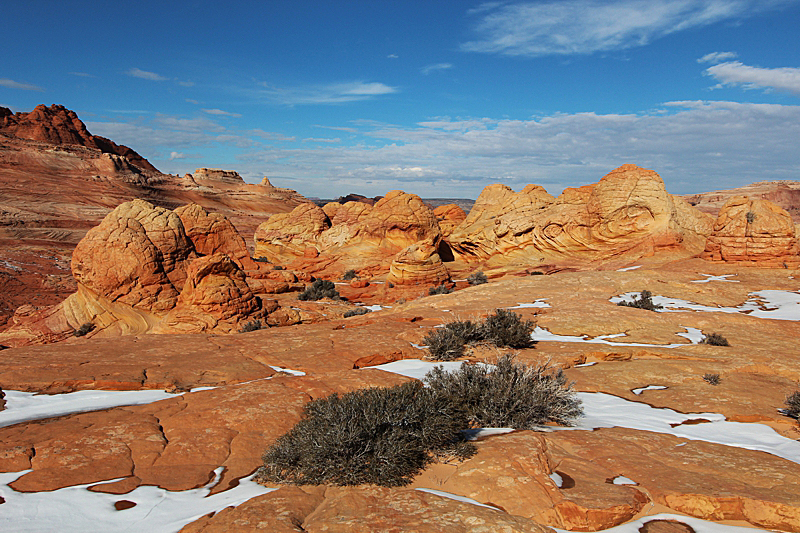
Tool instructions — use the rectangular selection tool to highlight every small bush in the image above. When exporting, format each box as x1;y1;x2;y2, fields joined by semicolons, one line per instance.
700;333;730;346
73;322;95;337
746;211;756;223
703;373;721;385
617;290;663;312
298;279;340;301
467;271;488;286
424;355;583;428
341;269;358;281
257;381;474;487
423;327;467;361
785;391;800;419
343;307;371;318
429;284;452;296
482;308;535;349
239;320;264;333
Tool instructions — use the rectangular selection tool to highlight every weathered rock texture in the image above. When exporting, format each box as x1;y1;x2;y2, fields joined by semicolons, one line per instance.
433;203;467;237
448;165;713;269
702;196;799;267
254;191;449;285
683;180;800;223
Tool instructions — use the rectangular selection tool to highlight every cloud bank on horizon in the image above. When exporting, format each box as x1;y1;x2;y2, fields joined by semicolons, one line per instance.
2;0;800;198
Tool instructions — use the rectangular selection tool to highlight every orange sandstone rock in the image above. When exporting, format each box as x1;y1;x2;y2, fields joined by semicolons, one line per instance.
174;203;256;270
433;203;467;237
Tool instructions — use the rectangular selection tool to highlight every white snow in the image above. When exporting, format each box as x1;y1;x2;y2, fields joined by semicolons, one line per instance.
531;326;703;348
611;476;637;485
555;513;780;533
369;359;490;381
506;299;551;309
0;389;183;429
574;362;598;367
415;488;502;511
617;265;642;272
631;385;668;395
462;428;516;440
611;290;800;321
549;472;563;488
268;365;306;376
0;468;276;533
691;274;739;283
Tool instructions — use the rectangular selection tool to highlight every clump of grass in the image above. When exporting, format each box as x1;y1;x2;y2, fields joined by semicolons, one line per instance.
702;373;721;385
784;391;800;419
73;322;95;337
700;333;730;346
239;320;264;333
257;381;475;487
341;269;358;281
429;284;453;296
423;310;535;361
343;307;371;318
298;279;340;301
617;290;663;312
424;355;583;428
467;271;488;286
746;211;756;223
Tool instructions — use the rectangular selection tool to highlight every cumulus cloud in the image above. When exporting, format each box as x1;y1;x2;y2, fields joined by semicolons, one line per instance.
697;51;738;64
421;63;454;75
169;151;188;160
704;61;800;95
202;108;242;117
461;0;795;57
126;68;168;81
0;78;44;91
255;80;398;105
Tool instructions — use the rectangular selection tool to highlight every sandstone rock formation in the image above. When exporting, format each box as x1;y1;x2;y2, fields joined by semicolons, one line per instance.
683;180;800;223
448;165;713;269
433;203;467;237
702;196;799;267
174;203;256;270
0;104;158;173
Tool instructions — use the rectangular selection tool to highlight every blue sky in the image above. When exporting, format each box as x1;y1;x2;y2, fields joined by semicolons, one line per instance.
2;0;800;199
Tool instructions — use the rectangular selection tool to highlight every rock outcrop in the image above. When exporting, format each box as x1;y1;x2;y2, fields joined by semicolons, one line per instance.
702;196;799;267
448;165;713;268
0;104;158;173
433;203;467;237
174;203;256;271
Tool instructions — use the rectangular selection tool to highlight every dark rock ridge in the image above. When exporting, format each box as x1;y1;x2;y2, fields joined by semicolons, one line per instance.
0;104;158;173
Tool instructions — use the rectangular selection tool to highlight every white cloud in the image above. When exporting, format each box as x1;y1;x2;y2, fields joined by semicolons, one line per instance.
314;124;359;133
153;114;225;132
697;51;738;64
254;80;398;105
185;99;200;105
461;0;795;57
169;152;188;160
302;137;341;143
202;108;242;118
126;68;168;81
421;63;454;75
69;72;96;78
178;80;195;87
251;129;296;141
704;61;800;95
387;54;399;58
0;78;44;91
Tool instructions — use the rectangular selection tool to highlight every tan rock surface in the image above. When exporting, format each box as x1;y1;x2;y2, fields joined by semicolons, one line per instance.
174;203;257;270
387;241;450;285
434;203;467;237
702;196;799;267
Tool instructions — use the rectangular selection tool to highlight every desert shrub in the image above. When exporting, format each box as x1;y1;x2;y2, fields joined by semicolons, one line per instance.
702;373;721;385
424;355;583;428
298;279;340;301
253;257;270;263
785;391;800;419
73;322;95;337
341;269;358;281
617;290;663;312
423;327;468;361
467;271;488;286
700;333;730;346
429;284;452;296
445;319;484;344
343;307;371;318
257;381;474;487
746;211;756;223
239;320;264;333
481;308;535;349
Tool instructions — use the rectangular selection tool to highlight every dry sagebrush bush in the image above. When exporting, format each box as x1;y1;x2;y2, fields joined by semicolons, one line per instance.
617;290;663;311
424;310;535;361
298;279;340;301
258;381;475;487
424;355;583;428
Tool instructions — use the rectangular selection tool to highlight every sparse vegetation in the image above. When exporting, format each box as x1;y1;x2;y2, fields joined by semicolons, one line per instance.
343;307;371;318
253;257;270;263
424;355;583;428
423;310;535;361
784;391;800;419
298;279;340;301
273;265;285;270
257;381;475;487
617;290;663;312
467;271;488;286
429;284;453;296
73;322;95;337
746;211;756;223
700;333;730;346
341;269;358;281
703;373;721;385
239;320;264;333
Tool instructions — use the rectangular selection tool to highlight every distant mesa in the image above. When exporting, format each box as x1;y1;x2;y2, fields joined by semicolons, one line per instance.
0;104;158;173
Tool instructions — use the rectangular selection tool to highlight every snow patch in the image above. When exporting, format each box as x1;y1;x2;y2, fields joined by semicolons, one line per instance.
268;365;306;376
616;265;642;272
415;488;502;511
531;326;701;348
691;274;739;283
631;385;668;395
611;290;800;321
611;476;637;485
549;472;564;487
554;512;783;533
506;299;550;309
